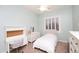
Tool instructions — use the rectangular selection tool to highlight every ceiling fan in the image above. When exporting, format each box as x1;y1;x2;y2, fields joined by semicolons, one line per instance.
38;5;50;12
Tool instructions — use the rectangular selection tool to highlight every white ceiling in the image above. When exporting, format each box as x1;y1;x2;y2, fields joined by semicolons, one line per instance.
24;5;72;14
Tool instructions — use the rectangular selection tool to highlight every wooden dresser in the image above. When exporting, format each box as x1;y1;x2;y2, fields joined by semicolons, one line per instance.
69;31;79;53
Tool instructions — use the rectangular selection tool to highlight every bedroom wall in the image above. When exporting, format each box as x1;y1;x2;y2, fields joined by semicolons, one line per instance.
0;5;38;52
72;5;79;31
38;6;73;42
0;5;39;31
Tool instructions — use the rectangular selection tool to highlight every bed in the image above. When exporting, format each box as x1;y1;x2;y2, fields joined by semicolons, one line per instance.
33;33;57;53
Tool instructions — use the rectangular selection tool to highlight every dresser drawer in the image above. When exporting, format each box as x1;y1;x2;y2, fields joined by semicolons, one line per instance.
69;43;75;53
75;48;79;53
69;31;79;53
71;36;79;48
70;43;79;53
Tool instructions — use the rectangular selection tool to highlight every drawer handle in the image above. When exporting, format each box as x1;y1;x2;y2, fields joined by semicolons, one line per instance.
75;43;78;45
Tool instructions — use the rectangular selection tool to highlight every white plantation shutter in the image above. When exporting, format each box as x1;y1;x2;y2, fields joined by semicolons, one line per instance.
45;17;59;31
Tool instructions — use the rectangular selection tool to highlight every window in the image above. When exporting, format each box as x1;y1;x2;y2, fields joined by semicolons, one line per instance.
45;17;59;31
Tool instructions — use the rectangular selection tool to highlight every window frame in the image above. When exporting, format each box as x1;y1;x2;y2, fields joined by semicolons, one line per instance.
44;16;60;32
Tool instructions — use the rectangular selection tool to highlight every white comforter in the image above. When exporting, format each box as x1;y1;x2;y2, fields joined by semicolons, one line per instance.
33;34;57;53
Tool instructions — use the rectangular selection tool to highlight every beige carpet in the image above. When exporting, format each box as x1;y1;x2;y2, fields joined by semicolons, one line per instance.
10;41;69;53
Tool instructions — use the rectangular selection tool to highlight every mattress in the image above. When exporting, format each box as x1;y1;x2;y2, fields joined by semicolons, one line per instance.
33;34;57;53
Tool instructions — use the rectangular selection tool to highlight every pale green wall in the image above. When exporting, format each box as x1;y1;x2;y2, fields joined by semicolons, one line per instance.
38;6;73;42
0;5;38;31
72;5;79;31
